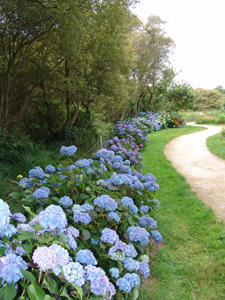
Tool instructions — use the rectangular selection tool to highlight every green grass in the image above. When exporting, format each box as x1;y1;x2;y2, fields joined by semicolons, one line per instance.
140;125;225;300
207;130;225;160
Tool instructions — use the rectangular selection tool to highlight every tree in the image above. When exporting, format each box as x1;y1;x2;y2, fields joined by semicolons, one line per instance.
193;89;223;111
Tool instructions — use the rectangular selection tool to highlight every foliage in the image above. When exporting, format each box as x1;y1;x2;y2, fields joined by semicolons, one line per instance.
194;88;223;111
165;113;185;128
0;113;164;299
207;130;225;160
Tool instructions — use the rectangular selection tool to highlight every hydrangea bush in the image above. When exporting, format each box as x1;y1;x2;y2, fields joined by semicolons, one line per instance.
0;113;164;300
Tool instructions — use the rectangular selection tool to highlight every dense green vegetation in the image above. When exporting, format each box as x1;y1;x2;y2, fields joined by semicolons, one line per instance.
207;129;225;160
140;126;225;300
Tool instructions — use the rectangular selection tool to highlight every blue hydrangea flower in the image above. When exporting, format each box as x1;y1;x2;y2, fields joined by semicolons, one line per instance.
94;195;117;212
60;145;77;156
101;228;119;244
75;159;91;168
121;196;138;214
11;213;26;223
95;149;115;161
76;249;97;266
151;230;163;243
140;254;150;263
63;262;85;287
152;198;160;209
59;196;73;208
139;262;150;278
108;212;120;223
50;244;69;275
0;254;27;284
18;177;33;189
123;273;141;288
28;166;45;179
91;238;99;245
144;181;159;191
132;180;144;190
32;186;50;199
123;257;139;271
17;224;34;233
84;265;113;297
45;164;56;173
116;277;131;293
123;166;132;174
111;251;126;261
143;173;156;182
127;226;150;246
109;173;124;185
73;212;92;225
140;205;149;214
139;216;157;229
124;245;137;258
0;199;10;236
36;205;67;234
110;268;120;278
124;160;130;166
65;234;77;250
64;226;79;238
80;203;94;211
2;224;17;239
108;240;127;257
15;246;26;257
32;247;57;271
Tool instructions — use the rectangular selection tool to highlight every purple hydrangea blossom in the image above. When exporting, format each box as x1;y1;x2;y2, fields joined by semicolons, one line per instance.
108;212;120;223
139;216;157;229
140;205;149;214
144;182;160;191
15;246;26;257
101;228;119;244
60;145;77;156
59;196;73;208
28;166;45;179
94;195;117;212
95;149;115;161
76;249;97;266
64;226;79;238
123;273;141;288
32;186;50;199
116;277;131;293
50;244;69;275
0;254;27;284
124;244;137;258
73;212;92;225
139;262;150;278
32;247;57;271
63;262;85;287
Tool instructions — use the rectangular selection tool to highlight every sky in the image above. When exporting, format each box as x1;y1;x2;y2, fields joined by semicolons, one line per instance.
131;0;225;90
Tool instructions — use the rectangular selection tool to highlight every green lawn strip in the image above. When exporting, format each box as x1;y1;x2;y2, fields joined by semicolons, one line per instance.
207;133;225;160
140;125;225;300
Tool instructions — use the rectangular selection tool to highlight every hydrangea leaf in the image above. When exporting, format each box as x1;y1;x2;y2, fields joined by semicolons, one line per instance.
132;288;139;300
43;277;58;294
107;183;119;190
8;192;20;199
21;243;33;257
17;231;34;241
43;295;55;300
82;229;91;240
27;281;46;300
60;287;73;300
20;268;36;283
0;284;17;300
23;206;36;217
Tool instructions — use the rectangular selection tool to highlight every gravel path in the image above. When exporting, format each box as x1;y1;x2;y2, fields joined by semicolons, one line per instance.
164;123;225;220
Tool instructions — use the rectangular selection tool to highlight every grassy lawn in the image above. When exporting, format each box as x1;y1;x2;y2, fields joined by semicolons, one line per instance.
207;131;225;160
140;125;225;300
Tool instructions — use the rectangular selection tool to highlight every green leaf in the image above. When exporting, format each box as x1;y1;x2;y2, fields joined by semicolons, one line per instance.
0;284;17;300
8;191;20;199
23;206;36;217
27;282;46;300
67;179;75;187
99;241;107;249
34;235;54;243
72;285;83;299
43;277;58;293
43;295;56;300
82;229;91;240
34;222;44;232
85;186;92;193
21;243;33;257
20;268;36;283
17;231;34;241
132;288;139;300
60;286;73;300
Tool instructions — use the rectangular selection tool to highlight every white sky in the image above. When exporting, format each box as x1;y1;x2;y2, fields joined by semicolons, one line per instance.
131;0;225;90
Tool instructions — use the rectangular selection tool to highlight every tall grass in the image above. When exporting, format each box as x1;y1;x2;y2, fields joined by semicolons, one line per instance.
140;125;225;300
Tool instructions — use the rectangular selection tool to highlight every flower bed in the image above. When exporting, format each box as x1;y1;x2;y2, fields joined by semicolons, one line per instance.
0;112;163;300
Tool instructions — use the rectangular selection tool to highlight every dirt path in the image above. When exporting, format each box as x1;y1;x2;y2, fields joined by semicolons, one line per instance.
164;123;225;220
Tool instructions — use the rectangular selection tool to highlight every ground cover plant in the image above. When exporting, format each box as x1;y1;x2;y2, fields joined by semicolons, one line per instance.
139;125;225;300
0;112;165;300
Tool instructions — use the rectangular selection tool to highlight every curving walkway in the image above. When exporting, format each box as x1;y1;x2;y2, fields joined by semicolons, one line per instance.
164;123;225;220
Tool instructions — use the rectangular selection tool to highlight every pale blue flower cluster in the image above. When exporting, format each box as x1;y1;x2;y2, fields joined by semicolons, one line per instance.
121;196;138;214
63;262;85;286
81;203;94;211
0;199;10;236
11;212;26;223
73;211;92;225
18;177;34;189
139;216;157;229
101;228;119;244
32;186;50;199
124;244;137;258
75;158;92;168
64;226;79;238
45;164;56;173
28;166;45;179
2;224;17;239
0;253;27;284
139;262;150;278
59;196;73;208
110;267;120;278
60;145;77;156
65;233;77;250
140;205;149;214
50;244;69;275
123;257;139;271
76;249;97;266
35;205;67;233
123;273;141;288
127;226;150;245
108;212;120;223
151;230;163;243
95;149;115;161
94;195;117;212
116;277;131;293
32;246;57;271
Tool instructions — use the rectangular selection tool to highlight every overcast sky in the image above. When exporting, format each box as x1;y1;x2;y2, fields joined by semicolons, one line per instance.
131;0;225;90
